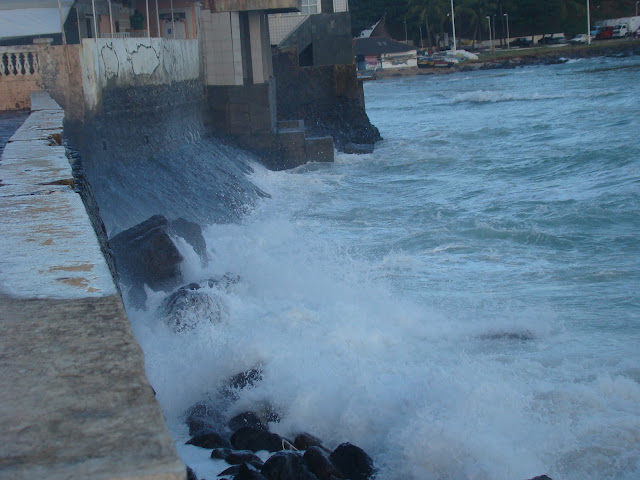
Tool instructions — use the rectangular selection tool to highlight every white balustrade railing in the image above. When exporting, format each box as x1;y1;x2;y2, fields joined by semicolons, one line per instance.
0;48;39;77
101;32;131;39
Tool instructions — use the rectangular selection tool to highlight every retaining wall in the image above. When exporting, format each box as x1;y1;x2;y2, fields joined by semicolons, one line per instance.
0;92;185;480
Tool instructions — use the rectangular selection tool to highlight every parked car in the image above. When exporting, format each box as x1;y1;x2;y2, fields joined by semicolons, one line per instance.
596;26;614;40
590;26;602;38
538;33;567;45
570;33;588;43
612;24;629;38
509;37;532;48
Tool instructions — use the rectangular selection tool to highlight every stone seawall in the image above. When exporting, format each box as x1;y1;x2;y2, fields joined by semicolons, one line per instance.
273;51;381;150
0;92;185;480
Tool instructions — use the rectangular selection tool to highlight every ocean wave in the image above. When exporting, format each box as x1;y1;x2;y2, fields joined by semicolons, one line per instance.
450;90;567;104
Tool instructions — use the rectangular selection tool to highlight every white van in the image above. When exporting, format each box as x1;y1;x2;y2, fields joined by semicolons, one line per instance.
612;24;629;37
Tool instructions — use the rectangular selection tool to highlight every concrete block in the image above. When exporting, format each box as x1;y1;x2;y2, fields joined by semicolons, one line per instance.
305;136;334;163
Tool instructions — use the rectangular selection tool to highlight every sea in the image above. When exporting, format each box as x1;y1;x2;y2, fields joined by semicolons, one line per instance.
54;55;640;479
120;55;640;480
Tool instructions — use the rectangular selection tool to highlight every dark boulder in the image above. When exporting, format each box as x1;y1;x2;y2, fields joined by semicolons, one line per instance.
231;426;284;453
329;443;375;480
229;368;263;390
217;464;242;477
170;217;208;266
211;447;234;459
160;285;226;332
261;451;319;480
303;446;343;480
294;433;327;452
221;367;263;400
234;463;269;480
109;214;183;305
225;450;264;467
185;402;225;436
186;432;231;449
186;466;198;480
229;411;266;432
526;476;553;480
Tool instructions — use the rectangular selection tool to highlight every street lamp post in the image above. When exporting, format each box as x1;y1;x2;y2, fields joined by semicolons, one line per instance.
486;15;492;53
587;0;591;45
450;0;457;51
404;20;408;44
636;1;639;16
504;13;510;49
492;14;497;49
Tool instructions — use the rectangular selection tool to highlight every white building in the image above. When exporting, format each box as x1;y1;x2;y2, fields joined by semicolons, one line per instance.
269;0;348;45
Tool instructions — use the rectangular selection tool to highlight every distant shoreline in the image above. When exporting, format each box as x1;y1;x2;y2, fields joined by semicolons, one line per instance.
372;40;640;79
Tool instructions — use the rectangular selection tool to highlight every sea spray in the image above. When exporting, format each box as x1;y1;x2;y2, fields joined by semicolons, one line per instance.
85;56;639;480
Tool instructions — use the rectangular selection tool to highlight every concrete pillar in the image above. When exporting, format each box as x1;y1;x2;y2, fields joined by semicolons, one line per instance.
201;10;244;86
248;12;265;84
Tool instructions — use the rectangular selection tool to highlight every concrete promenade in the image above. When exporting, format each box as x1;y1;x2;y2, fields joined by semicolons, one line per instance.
0;93;185;480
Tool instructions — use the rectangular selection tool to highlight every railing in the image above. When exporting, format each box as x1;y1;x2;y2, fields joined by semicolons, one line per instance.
0;48;39;77
101;32;131;39
129;30;149;38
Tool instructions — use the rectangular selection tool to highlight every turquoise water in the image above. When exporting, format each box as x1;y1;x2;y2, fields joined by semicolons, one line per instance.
130;57;640;480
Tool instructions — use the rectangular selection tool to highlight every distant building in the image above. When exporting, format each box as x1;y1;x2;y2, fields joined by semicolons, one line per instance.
0;0;75;46
353;36;417;72
0;0;201;46
269;0;348;45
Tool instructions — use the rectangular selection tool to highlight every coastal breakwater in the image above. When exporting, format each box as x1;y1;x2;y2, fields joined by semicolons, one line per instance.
0;92;185;480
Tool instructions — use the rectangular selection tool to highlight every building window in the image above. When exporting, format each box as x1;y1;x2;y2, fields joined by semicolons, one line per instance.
301;0;318;15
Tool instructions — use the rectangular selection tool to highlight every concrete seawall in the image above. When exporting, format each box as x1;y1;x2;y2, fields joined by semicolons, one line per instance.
0;92;185;480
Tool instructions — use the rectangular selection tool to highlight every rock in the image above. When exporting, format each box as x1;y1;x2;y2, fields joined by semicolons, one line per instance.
185;402;225;436
261;451;319;480
211;447;234;459
343;143;375;155
160;285;226;332
218;464;242;477
229;411;266;432
109;214;183;305
526;476;553;480
170;217;208;266
229;368;263;390
329;443;375;480
221;367;263;400
294;433;327;452
225;450;264;467
186;465;198;480
234;463;269;480
477;330;535;342
186;432;231;449
231;426;284;453
303;446;343;480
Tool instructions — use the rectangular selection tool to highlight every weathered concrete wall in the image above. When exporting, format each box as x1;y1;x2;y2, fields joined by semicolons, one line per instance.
277;12;353;66
80;38;200;116
0;91;185;480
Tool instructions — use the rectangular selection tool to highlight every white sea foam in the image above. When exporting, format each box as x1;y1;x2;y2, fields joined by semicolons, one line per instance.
450;90;567;104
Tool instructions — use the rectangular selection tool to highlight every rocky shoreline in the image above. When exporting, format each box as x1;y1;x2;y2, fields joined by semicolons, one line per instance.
374;41;640;79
